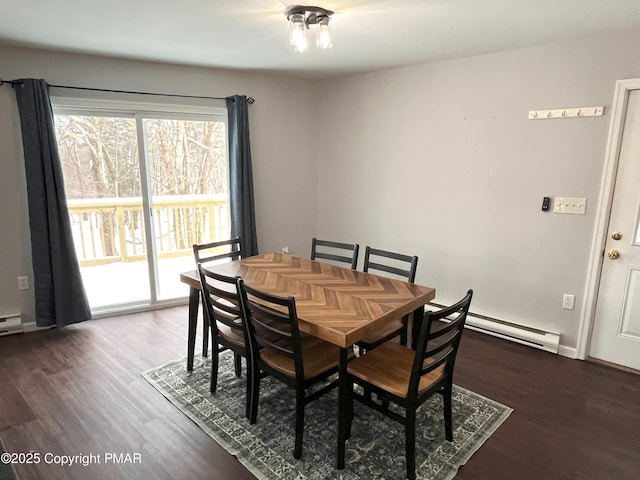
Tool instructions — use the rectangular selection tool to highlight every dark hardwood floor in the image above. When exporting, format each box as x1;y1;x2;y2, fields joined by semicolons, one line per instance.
1;306;639;479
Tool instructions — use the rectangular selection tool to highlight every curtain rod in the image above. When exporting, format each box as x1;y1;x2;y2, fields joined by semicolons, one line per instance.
0;77;254;104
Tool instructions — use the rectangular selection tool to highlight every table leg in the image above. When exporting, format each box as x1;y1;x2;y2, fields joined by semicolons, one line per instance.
337;347;349;469
187;286;200;371
411;305;425;350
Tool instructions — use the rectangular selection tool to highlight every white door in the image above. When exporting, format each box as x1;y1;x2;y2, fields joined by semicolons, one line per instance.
589;86;640;371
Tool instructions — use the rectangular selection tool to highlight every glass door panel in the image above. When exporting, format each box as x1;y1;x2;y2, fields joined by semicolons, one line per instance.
54;106;230;312
142;117;230;301
55;114;150;309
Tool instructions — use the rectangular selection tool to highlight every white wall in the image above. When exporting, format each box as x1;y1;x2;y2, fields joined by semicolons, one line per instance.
4;29;640;351
0;45;319;325
316;29;640;351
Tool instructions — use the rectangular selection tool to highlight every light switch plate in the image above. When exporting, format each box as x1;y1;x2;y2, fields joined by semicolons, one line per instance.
553;197;586;215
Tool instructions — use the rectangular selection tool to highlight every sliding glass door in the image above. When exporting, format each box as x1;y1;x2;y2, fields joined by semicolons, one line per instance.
53;100;229;313
142;116;229;301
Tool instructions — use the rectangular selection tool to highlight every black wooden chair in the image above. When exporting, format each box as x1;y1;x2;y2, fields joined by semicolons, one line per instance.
356;246;419;352
237;278;346;459
193;238;242;357
193;237;242;265
197;264;253;418
310;237;359;270
346;289;474;480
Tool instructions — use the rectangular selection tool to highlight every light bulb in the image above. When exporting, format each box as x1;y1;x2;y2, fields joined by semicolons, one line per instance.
289;13;308;53
316;16;332;49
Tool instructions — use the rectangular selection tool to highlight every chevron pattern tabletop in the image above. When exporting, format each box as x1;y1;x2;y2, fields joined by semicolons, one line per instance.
183;252;436;348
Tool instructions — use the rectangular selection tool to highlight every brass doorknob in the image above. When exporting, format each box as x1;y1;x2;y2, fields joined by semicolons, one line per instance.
612;232;623;240
608;250;620;259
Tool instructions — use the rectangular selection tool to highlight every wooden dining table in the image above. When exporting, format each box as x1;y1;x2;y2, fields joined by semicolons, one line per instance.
179;251;436;469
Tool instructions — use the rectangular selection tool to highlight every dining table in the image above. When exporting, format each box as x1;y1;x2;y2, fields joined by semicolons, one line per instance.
179;251;436;469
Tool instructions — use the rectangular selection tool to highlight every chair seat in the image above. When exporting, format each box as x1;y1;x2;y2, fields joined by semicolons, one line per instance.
218;321;245;347
347;342;445;398
261;336;349;379
360;318;404;344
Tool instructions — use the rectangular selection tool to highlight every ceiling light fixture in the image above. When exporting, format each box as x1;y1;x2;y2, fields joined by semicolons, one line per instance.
285;5;334;53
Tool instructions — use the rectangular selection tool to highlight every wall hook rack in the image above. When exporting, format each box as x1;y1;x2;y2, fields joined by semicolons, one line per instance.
528;106;604;120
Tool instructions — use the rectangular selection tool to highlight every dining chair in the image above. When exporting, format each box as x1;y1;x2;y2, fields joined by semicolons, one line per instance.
197;264;253;419
356;246;419;353
237;278;346;459
193;237;242;357
193;237;242;265
310;237;359;270
346;289;474;480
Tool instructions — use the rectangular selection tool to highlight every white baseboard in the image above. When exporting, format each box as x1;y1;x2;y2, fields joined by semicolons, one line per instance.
0;314;23;336
557;344;578;359
22;322;55;333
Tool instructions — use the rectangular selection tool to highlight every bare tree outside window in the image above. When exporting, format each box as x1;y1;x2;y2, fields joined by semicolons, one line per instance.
54;113;230;309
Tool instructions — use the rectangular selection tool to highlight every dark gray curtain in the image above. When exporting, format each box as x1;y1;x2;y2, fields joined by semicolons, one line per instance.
226;95;258;256
13;78;91;327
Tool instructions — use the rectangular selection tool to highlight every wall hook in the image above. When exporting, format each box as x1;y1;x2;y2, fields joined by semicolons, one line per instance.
528;105;604;120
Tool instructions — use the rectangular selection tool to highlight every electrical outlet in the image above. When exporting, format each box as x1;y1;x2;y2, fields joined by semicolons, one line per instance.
562;294;575;310
17;276;29;290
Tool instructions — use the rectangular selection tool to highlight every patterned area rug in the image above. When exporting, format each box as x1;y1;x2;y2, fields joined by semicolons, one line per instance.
143;351;512;480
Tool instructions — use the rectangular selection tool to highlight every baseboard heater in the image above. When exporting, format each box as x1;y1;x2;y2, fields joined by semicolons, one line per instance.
0;314;23;336
427;303;560;354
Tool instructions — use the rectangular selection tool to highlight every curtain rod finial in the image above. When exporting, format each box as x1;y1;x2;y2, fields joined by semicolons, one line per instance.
0;77;23;87
247;97;255;104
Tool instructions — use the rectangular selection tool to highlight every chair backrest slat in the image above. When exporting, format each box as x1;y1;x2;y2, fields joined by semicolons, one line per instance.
410;290;473;395
238;280;304;374
363;246;418;283
311;237;359;270
366;261;412;279
246;298;296;357
197;264;244;336
193;237;242;266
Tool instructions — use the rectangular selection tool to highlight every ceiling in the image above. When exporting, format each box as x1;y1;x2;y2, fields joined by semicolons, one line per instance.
2;0;640;80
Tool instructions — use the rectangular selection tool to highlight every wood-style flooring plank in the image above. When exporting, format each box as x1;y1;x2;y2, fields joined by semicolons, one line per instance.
0;308;256;480
454;333;640;480
1;306;639;479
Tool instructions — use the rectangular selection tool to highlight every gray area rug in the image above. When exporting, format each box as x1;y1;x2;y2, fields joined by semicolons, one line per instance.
0;436;19;480
143;351;512;480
